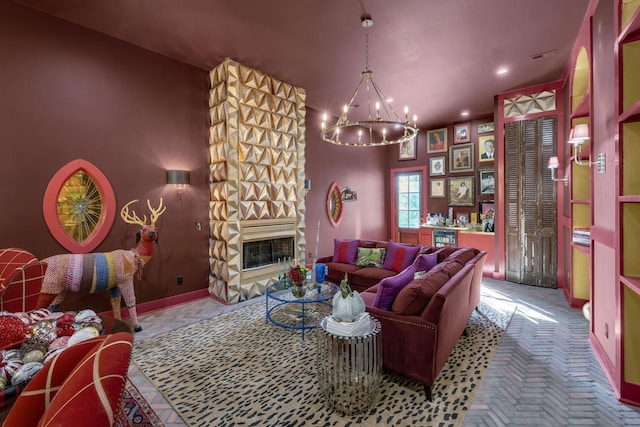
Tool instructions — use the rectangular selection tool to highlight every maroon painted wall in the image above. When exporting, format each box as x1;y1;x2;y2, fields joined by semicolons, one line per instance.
0;2;210;312
303;118;389;259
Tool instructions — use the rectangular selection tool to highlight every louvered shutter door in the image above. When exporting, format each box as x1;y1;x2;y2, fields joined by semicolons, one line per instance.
505;117;558;287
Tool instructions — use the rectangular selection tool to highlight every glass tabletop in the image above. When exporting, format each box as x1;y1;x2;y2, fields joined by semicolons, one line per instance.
266;281;339;303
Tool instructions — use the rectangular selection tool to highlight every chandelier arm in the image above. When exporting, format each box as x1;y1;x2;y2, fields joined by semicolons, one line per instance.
368;76;402;122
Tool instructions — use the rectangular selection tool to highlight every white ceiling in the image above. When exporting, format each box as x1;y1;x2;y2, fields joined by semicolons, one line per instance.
15;0;591;129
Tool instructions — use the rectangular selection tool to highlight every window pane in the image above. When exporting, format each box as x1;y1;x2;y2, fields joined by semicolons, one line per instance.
408;193;419;210
398;193;408;210
398;176;409;192
398;210;409;227
409;211;420;228
408;175;420;192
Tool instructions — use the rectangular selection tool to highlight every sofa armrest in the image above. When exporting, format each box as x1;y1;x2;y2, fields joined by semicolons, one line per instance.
316;256;332;263
365;305;439;386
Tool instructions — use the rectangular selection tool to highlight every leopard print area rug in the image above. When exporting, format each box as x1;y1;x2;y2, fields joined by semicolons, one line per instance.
133;291;515;427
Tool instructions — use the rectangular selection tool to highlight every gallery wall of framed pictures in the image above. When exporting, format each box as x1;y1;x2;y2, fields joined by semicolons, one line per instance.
423;117;495;224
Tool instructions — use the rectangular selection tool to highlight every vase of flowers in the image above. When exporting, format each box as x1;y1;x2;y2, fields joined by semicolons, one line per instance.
288;263;309;299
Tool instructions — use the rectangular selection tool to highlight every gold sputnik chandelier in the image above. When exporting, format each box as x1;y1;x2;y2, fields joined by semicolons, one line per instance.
321;15;418;147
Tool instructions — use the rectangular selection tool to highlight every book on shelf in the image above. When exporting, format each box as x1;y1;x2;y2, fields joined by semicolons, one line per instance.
572;227;591;246
324;312;371;337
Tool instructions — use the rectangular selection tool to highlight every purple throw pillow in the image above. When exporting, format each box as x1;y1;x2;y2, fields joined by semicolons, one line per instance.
382;240;421;273
413;252;438;274
332;239;360;265
373;264;417;310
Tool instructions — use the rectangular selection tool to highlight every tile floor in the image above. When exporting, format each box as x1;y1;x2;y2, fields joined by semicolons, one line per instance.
128;279;640;426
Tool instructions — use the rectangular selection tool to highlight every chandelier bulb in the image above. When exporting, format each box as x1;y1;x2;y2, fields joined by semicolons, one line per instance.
322;113;327;121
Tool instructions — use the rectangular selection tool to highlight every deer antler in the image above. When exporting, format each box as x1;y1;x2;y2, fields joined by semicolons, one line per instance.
148;198;166;225
120;200;148;226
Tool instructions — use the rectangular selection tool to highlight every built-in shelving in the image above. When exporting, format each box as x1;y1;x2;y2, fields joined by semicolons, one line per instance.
617;0;640;406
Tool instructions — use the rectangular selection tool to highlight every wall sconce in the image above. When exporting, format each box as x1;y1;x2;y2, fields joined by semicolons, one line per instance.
548;156;568;186
341;186;358;202
568;123;606;173
167;170;190;199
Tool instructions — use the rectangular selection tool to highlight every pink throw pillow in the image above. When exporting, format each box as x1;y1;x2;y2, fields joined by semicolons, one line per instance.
332;239;360;265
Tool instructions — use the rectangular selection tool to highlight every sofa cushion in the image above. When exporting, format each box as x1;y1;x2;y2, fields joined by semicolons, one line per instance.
435;246;460;262
356;247;386;268
348;267;396;291
38;332;133;426
443;247;477;265
413;252;438;274
358;240;379;248
391;262;452;315
325;262;362;284
332;239;360;264
2;336;109;427
372;264;417;310
382;240;421;273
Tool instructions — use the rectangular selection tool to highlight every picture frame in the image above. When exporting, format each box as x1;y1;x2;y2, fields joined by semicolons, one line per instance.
478;134;495;162
477;122;494;134
453;123;471;144
430;178;446;198
479;200;495;232
478;168;495;195
449;143;475;173
426;128;447;153
398;136;417;160
479;201;495;217
456;212;470;226
429;156;446;176
448;176;475;206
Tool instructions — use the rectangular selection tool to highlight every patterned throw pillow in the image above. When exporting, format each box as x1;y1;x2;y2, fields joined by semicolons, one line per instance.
382;240;421;273
332;239;360;265
356;247;386;268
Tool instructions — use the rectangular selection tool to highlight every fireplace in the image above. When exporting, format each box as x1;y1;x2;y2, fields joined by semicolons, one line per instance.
242;237;294;270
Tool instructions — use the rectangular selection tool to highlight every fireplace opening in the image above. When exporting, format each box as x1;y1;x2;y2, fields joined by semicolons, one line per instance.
242;237;294;270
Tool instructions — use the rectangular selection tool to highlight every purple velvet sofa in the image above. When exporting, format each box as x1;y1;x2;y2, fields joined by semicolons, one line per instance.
317;239;487;400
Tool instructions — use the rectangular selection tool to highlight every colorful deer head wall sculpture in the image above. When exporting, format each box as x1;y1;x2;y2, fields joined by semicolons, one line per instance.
37;198;166;332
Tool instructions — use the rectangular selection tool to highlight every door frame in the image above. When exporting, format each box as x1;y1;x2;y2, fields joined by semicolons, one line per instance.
390;166;428;241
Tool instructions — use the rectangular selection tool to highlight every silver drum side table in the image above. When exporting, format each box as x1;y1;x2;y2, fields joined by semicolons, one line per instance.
316;316;382;415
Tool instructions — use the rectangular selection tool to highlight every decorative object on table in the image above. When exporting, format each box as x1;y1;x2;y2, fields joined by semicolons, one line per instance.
288;262;309;299
326;182;343;227
449;143;475;172
315;263;328;284
332;274;365;322
36;199;166;333
324;312;371;337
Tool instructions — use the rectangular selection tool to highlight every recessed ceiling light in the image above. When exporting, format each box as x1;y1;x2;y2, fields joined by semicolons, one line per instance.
496;67;509;75
461;110;470;117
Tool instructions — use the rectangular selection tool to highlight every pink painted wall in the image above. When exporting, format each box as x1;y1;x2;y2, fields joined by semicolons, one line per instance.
303;119;389;259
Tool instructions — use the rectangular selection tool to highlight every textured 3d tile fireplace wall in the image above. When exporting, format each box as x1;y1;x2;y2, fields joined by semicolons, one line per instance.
208;59;307;304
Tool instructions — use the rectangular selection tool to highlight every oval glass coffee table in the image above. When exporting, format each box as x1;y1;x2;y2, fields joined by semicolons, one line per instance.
265;281;338;340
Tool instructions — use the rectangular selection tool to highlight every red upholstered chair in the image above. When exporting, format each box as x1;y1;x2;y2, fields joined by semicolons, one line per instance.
0;248;47;313
2;333;133;427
